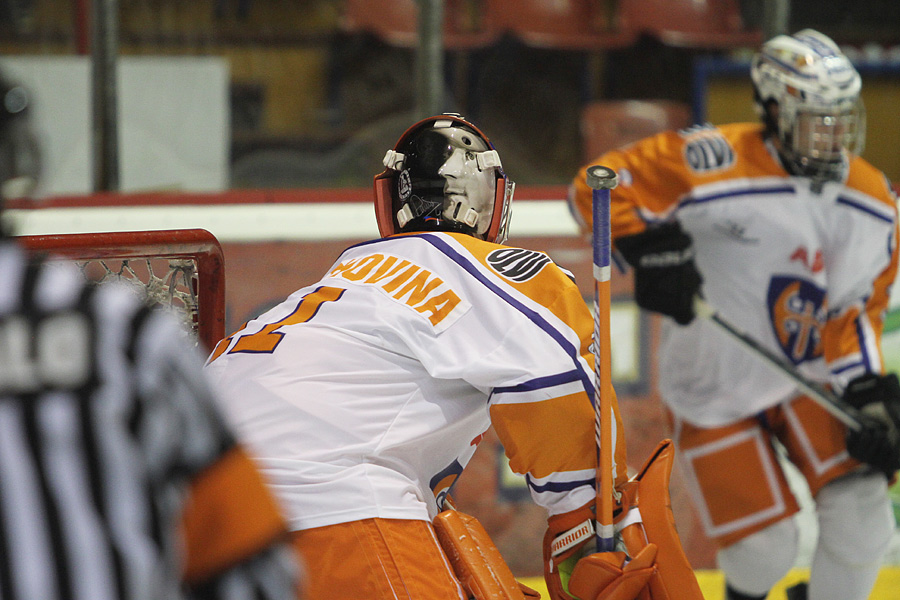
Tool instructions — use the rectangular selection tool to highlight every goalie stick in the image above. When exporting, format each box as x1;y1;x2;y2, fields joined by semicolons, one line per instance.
588;165;618;552
548;170;705;599
693;297;864;431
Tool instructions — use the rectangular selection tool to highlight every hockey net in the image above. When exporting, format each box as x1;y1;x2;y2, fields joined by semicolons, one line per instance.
18;228;226;351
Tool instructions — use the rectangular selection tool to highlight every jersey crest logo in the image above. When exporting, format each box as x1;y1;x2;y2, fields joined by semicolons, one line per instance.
683;131;735;173
767;276;826;365
486;248;552;282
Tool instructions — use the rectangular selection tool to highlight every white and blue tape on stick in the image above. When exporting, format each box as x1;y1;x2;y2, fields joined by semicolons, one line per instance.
588;166;617;284
587;164;618;552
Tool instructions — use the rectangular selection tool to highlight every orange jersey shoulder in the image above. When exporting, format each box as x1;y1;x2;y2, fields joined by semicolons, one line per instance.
570;123;780;238
846;155;897;208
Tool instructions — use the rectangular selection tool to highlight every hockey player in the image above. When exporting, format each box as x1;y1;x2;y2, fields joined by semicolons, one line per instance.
0;75;301;600
205;114;703;599
569;29;900;600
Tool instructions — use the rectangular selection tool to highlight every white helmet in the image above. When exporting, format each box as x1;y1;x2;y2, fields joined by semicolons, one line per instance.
374;113;514;244
750;29;865;183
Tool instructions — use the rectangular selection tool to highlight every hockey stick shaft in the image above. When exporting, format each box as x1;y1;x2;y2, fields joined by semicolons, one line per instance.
693;297;864;431
588;165;618;552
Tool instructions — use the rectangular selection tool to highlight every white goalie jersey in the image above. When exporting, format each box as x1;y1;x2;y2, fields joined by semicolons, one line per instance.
205;231;628;531
571;122;900;427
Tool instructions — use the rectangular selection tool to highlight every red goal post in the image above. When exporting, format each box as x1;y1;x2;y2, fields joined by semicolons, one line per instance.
17;228;226;351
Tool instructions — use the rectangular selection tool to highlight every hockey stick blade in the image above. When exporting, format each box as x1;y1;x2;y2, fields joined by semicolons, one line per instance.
694;297;863;431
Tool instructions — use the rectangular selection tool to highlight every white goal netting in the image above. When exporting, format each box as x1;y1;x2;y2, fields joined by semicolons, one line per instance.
20;229;225;351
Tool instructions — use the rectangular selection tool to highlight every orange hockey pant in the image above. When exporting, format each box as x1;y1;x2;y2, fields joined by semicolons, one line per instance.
291;517;467;600
672;395;863;547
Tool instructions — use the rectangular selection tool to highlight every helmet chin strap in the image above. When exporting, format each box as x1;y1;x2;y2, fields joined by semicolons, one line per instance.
443;198;480;229
396;197;481;231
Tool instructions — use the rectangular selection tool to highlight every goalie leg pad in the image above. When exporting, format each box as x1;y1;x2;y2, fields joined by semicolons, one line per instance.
618;440;704;600
433;510;529;600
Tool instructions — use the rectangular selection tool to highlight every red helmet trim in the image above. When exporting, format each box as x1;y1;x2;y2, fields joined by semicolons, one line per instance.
373;175;395;238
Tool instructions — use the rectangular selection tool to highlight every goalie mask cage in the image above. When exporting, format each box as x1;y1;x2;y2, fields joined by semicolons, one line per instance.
18;228;226;351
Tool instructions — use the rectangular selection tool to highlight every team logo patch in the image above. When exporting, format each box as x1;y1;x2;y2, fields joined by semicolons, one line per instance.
766;276;827;365
486;248;552;282
684;132;735;173
398;169;412;200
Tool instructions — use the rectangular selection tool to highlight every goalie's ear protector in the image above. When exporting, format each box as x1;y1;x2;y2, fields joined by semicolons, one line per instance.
374;113;514;244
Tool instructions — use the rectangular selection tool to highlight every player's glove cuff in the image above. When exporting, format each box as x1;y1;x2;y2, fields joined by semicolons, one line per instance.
543;502;596;600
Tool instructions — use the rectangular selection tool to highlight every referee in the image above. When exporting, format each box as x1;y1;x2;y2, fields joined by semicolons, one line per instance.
0;75;301;600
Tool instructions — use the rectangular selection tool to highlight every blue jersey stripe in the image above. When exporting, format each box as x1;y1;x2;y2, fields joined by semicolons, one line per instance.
493;369;582;395
836;195;895;224
832;361;863;376
526;474;595;494
854;315;873;371
679;184;796;209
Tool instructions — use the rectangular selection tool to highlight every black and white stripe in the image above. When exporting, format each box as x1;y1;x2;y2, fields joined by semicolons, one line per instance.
0;241;294;600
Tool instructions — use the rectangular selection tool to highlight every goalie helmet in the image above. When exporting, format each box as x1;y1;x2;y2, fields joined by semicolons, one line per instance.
374;113;514;244
750;29;864;184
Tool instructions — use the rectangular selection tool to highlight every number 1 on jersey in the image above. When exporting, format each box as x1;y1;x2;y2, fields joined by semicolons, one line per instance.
229;286;345;354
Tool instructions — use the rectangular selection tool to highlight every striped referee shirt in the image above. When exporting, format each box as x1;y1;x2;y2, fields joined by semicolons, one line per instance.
0;240;297;600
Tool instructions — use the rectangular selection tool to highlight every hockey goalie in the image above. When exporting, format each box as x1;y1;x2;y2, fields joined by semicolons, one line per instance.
205;113;704;600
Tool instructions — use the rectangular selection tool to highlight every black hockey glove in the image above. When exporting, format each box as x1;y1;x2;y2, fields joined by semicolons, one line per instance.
843;373;900;477
615;222;703;325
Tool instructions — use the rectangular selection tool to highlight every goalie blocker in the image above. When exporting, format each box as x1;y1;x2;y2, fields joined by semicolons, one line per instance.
543;440;704;600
